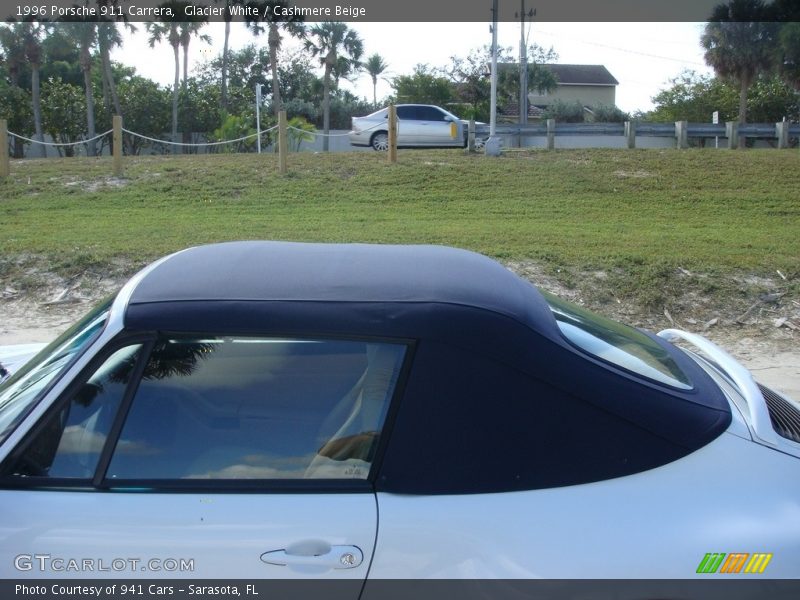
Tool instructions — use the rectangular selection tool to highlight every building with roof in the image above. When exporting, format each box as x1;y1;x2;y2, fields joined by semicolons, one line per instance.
499;64;619;121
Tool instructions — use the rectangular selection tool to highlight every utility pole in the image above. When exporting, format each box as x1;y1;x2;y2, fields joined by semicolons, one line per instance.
517;2;535;125
255;83;263;154
485;0;502;157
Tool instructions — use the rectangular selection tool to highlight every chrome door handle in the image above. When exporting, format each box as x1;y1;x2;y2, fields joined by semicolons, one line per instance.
261;541;363;569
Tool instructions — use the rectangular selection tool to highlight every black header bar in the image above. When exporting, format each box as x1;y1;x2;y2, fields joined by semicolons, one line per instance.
2;0;729;23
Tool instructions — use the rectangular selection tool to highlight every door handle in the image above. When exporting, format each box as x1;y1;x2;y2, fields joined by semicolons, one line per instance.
261;540;363;570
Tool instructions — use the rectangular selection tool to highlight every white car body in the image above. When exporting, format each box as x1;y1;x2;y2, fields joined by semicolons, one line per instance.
0;243;797;596
349;104;468;150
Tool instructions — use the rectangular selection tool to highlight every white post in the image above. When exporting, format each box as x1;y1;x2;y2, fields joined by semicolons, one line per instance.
712;110;719;149
255;83;262;154
776;120;789;149
485;0;502;157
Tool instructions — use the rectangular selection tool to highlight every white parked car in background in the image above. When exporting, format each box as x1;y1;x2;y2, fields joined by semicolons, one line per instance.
349;104;481;151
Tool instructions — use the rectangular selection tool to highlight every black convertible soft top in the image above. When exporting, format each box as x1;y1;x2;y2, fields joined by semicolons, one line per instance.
125;241;731;494
129;241;556;336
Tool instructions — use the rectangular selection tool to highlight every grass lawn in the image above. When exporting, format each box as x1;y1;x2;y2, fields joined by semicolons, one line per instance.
1;148;798;309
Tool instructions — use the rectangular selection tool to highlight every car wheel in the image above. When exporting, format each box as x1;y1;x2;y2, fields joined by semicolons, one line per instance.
371;131;389;151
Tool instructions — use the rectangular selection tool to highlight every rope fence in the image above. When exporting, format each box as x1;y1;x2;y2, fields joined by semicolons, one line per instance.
1;110;404;178
2;112;795;179
8;129;113;147
122;126;278;148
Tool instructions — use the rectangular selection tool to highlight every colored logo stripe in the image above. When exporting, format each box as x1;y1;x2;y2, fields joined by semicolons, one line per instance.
720;553;749;574
696;552;772;574
697;553;725;574
744;553;773;574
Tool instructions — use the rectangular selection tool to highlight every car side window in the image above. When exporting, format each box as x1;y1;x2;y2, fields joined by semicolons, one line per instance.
396;106;417;120
417;106;448;121
2;345;143;480
105;337;405;482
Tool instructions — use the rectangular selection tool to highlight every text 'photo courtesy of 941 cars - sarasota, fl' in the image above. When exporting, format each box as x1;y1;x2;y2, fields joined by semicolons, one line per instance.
0;242;798;596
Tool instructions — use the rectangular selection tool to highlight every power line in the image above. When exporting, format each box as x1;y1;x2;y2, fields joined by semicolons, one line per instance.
534;28;707;68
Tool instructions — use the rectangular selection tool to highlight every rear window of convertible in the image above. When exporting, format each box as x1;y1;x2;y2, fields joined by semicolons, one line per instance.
543;291;692;390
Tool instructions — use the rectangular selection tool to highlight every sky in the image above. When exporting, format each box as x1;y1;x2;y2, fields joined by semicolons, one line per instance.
113;21;715;115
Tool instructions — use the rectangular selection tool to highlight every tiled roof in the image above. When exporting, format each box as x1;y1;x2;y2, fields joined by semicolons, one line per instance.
545;64;619;85
498;63;618;86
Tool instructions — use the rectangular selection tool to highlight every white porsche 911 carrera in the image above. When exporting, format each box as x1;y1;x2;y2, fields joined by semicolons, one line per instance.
0;242;797;598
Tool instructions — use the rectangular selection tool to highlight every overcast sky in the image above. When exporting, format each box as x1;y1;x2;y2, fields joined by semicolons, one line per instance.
114;21;714;114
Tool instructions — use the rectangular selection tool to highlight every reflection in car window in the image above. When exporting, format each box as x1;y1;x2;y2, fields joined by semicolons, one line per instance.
0;297;112;446
396;106;417;120
3;345;142;479
543;292;692;390
107;338;405;481
417;106;447;121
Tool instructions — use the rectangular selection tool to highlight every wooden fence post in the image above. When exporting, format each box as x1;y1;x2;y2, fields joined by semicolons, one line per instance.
112;115;123;177
388;105;397;163
278;110;288;174
546;118;555;150
624;121;636;149
776;121;789;149
725;121;738;150
675;121;688;149
466;119;475;154
0;119;9;179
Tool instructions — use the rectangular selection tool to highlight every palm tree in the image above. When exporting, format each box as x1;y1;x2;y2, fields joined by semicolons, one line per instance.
244;1;305;118
364;53;388;107
21;22;47;157
701;0;778;123
304;21;363;151
62;19;98;156
772;0;800;90
0;25;28;157
179;20;211;92
96;15;134;121
214;0;243;110
146;3;186;147
0;25;26;87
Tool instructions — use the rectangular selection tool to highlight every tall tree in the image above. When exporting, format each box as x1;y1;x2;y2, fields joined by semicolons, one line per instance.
772;0;800;89
0;25;30;157
21;22;48;157
0;25;26;88
447;45;500;121
213;0;241;110
364;53;388;107
179;20;211;92
392;64;454;106
87;1;135;128
304;21;363;151
61;19;98;156
245;1;305;118
496;44;559;120
649;69;798;124
194;43;271;119
146;3;188;147
700;0;777;123
96;18;131;120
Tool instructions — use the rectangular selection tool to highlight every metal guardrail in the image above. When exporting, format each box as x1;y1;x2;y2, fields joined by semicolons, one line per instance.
474;121;800;139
